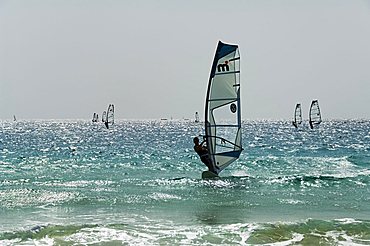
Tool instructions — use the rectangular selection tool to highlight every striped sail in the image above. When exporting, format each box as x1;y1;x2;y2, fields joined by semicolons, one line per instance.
292;103;302;128
309;100;322;129
205;41;243;173
105;104;114;129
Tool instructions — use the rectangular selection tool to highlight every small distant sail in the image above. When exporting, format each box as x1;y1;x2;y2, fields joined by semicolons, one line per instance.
102;111;106;122
309;99;322;129
204;41;243;174
92;113;98;123
104;104;114;129
292;103;302;128
13;115;17;121
195;112;200;123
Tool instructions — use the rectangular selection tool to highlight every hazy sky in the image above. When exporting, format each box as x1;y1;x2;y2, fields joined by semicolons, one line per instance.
1;0;369;120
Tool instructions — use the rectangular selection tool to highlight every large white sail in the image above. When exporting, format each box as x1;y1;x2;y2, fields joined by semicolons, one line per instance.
292;103;302;128
204;41;243;173
309;99;321;129
105;104;114;129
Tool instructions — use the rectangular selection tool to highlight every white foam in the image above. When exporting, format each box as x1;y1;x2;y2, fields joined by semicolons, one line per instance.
266;233;304;246
149;192;182;201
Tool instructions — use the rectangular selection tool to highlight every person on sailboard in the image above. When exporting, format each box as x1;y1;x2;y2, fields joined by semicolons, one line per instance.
292;121;297;128
193;137;218;174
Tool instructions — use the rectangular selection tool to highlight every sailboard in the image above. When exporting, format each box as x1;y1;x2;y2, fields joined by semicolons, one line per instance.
292;103;302;128
13;115;17;121
202;170;220;179
202;41;243;178
104;104;114;129
102;111;107;122
309;99;322;129
195;112;200;123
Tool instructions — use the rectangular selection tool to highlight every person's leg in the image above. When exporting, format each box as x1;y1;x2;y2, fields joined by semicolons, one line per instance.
202;158;217;174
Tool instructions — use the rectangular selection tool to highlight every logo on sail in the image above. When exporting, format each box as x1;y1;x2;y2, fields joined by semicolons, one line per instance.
230;103;237;113
217;61;229;72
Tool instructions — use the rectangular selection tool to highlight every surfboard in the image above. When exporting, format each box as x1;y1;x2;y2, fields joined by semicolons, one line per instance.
202;171;219;179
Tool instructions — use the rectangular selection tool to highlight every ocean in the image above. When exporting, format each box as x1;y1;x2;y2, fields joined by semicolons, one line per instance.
0;119;369;245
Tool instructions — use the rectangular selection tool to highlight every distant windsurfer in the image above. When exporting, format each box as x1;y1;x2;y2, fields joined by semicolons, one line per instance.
292;121;297;128
193;137;218;174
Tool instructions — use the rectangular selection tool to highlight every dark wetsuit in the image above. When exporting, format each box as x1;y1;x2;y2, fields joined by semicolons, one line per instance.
194;145;217;174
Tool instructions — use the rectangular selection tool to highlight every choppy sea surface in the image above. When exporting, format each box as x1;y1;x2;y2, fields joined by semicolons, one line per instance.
0;119;369;245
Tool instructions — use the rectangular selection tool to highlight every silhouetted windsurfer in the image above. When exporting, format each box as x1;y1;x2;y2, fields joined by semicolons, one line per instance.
193;137;218;174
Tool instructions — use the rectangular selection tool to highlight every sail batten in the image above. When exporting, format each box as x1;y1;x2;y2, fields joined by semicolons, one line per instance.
204;41;243;173
215;71;240;76
208;98;238;101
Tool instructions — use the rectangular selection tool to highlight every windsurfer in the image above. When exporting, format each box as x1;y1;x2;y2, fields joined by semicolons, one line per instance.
193;137;218;174
309;121;313;129
292;121;297;128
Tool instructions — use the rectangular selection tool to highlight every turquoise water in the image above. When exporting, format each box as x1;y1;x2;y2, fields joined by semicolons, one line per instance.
1;120;369;245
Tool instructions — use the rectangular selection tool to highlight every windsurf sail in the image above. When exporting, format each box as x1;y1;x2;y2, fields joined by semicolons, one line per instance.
292;103;302;128
13;115;17;121
204;41;243;173
102;111;106;122
195;112;200;123
92;113;98;123
309;99;322;129
104;104;114;129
